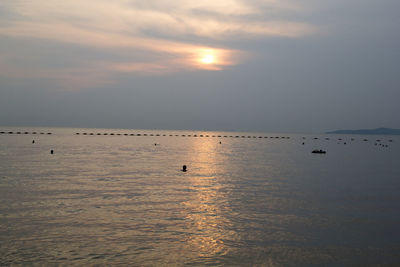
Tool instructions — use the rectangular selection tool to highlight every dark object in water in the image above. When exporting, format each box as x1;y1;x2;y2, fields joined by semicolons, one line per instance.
182;165;187;172
50;149;54;154
312;149;326;154
32;140;35;144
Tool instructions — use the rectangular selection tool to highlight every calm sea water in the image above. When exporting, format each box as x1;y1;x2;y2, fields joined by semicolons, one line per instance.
1;127;400;266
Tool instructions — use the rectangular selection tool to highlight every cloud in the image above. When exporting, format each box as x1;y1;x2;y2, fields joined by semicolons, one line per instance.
1;0;315;38
0;0;316;88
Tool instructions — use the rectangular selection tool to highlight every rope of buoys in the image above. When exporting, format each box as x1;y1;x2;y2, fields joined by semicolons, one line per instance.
8;130;391;143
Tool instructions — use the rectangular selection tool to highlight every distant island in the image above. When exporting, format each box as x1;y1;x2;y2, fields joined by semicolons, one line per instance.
326;127;400;135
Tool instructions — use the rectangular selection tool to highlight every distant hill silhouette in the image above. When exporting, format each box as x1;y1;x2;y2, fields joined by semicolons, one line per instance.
326;127;400;135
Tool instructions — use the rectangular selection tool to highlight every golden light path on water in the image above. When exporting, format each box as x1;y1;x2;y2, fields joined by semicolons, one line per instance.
183;136;231;259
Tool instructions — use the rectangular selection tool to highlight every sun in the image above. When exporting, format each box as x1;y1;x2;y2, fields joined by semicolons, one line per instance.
201;54;215;64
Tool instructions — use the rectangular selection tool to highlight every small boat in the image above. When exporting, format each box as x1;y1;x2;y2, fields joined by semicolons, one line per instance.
312;149;326;154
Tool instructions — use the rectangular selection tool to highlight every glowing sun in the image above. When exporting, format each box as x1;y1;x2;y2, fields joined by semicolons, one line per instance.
201;54;215;64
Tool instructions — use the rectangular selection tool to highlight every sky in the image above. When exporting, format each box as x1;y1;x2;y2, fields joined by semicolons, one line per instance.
0;0;399;133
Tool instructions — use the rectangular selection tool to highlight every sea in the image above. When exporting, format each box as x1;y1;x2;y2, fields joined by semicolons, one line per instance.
1;127;399;266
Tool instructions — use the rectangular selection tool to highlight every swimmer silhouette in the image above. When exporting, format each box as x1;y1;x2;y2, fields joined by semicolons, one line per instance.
182;165;187;172
50;149;54;154
32;140;35;144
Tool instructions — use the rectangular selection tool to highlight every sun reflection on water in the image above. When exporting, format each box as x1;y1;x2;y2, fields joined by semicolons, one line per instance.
182;136;233;259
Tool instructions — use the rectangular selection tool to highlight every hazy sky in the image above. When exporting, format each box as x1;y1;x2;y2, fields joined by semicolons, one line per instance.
0;0;399;133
